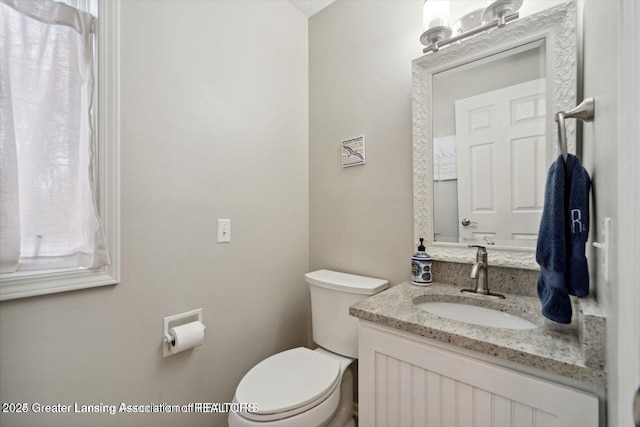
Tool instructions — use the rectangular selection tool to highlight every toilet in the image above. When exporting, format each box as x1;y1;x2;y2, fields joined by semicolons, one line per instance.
229;269;388;427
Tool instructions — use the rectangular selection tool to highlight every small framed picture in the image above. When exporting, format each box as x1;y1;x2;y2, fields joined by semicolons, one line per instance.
341;135;365;167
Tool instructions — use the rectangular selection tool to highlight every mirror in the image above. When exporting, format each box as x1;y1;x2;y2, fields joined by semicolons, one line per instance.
433;40;546;247
413;2;577;269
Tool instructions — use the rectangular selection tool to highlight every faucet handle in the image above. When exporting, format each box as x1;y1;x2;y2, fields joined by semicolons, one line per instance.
468;244;487;261
468;244;486;251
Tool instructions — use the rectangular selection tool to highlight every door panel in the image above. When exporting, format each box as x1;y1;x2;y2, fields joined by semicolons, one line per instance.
456;78;546;242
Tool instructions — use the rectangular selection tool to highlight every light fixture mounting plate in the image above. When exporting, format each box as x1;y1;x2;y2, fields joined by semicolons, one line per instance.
420;26;453;47
482;0;523;24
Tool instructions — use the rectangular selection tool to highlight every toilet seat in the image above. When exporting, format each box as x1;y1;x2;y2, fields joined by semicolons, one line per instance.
234;347;340;422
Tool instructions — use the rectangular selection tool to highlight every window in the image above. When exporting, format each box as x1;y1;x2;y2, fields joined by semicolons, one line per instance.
0;0;120;300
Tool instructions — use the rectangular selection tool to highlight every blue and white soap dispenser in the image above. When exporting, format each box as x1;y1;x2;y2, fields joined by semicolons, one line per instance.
411;238;432;286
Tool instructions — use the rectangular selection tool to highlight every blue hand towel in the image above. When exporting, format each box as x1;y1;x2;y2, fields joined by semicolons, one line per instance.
536;154;590;323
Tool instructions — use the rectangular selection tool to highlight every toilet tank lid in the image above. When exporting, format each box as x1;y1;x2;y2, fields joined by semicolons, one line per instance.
305;270;389;295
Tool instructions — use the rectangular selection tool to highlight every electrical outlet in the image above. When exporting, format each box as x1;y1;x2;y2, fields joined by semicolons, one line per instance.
217;219;231;243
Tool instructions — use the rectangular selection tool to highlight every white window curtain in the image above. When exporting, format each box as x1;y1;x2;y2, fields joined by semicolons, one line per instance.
0;0;109;273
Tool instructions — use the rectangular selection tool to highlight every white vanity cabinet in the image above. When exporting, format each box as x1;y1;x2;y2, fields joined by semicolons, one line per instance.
358;322;599;427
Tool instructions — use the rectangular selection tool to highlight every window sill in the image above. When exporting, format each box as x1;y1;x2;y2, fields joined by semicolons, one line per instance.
0;266;118;300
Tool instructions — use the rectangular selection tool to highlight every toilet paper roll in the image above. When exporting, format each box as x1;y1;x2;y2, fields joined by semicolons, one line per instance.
168;321;205;354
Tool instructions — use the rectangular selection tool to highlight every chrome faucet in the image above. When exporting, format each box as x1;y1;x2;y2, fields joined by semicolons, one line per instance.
461;245;505;299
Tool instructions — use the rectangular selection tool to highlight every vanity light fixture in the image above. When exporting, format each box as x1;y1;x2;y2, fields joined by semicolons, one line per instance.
420;0;452;53
452;8;484;35
420;0;523;54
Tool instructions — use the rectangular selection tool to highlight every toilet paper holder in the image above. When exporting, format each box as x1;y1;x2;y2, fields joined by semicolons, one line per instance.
163;308;204;358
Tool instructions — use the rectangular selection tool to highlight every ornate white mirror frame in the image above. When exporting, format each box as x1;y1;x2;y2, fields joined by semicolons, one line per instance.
413;1;577;269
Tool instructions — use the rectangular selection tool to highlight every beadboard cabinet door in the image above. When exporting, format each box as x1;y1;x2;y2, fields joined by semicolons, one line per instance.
358;322;598;427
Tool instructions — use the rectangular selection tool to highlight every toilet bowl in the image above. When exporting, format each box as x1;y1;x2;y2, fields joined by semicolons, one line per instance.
229;270;388;427
228;347;353;427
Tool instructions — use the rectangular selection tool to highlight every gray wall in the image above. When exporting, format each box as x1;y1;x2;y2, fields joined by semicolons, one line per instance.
0;2;308;426
581;1;624;425
309;0;423;286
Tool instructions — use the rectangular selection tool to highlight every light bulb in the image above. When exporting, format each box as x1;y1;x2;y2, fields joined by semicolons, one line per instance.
422;0;450;30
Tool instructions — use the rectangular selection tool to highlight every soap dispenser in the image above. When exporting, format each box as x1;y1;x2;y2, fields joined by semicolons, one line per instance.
411;238;432;286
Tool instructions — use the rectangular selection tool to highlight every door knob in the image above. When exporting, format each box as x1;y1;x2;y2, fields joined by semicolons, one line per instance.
461;218;477;227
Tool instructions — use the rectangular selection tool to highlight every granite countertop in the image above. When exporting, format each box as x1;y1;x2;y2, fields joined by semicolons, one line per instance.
349;282;606;386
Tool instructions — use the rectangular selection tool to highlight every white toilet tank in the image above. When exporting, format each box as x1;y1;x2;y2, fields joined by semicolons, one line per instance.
305;270;388;358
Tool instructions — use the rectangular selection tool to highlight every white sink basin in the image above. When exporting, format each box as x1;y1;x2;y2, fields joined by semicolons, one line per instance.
415;301;537;330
